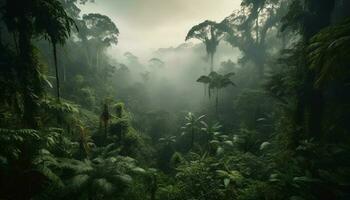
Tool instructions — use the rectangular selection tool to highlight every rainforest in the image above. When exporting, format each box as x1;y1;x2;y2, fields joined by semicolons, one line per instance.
0;0;350;199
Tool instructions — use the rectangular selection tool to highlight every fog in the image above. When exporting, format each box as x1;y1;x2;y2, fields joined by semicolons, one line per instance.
80;0;241;59
2;0;349;199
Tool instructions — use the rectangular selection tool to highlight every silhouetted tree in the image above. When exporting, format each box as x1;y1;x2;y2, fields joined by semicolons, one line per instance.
186;20;232;71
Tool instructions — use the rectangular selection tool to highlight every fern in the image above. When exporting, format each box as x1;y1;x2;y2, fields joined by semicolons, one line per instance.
308;18;350;87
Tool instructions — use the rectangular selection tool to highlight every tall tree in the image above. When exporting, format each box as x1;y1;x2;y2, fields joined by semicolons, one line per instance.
181;112;205;149
224;0;285;78
281;0;336;141
80;13;119;68
2;0;74;126
186;20;231;72
35;0;76;102
197;72;235;112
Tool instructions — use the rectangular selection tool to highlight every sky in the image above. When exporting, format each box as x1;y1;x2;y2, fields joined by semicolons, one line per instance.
80;0;241;59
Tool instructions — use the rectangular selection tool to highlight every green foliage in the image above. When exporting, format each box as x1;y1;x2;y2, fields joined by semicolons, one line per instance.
1;1;349;200
114;102;125;118
61;156;139;200
197;71;235;111
181;112;205;149
174;156;230;200
307;18;350;87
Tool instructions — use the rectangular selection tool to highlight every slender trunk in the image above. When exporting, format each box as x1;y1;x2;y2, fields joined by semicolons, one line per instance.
215;89;219;114
84;45;91;68
221;89;224;106
281;34;287;49
150;175;157;200
256;14;259;43
207;134;211;154
208;86;211;99
104;122;108;141
96;50;99;68
12;32;19;55
211;54;214;71
63;62;66;82
191;127;194;149
53;43;60;102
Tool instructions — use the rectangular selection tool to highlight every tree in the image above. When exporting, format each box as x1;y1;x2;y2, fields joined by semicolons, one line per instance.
100;103;110;142
197;72;235;112
35;0;76;102
181;112;205;149
80;13;119;68
307;18;350;88
62;156;142;200
185;20;232;72
281;0;337;141
200;121;222;153
224;0;286;78
2;0;75;126
159;135;177;147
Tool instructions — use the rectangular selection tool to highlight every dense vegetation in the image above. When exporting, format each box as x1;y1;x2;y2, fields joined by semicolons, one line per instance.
0;0;349;199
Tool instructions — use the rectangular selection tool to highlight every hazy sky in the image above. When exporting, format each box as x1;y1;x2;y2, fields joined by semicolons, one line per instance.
80;0;241;58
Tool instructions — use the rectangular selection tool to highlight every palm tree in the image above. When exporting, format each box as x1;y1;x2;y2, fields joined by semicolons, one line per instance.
2;0;75;127
159;135;177;150
35;0;76;102
181;112;205;149
200;121;222;153
62;156;142;199
197;72;235;112
186;20;232;71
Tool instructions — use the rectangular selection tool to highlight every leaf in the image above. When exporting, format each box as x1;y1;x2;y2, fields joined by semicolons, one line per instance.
256;118;266;122
44;78;53;88
224;178;230;187
210;140;220;145
116;174;133;184
293;176;320;183
223;140;234;147
132;167;146;174
200;121;208;127
93;178;114;194
197;115;206;121
216;170;229;177
197;75;211;84
260;142;271;150
216;147;224;155
71;174;89;189
269;173;280;182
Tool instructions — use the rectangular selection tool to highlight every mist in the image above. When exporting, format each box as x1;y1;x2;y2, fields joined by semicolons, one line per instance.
1;0;350;199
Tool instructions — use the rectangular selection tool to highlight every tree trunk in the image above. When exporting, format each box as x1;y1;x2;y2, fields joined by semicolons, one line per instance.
210;53;214;72
208;86;211;99
256;14;259;43
191;127;194;149
53;43;61;102
96;50;99;68
215;88;219;114
18;16;38;128
104;122;108;141
150;175;157;200
63;62;66;82
12;32;19;54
